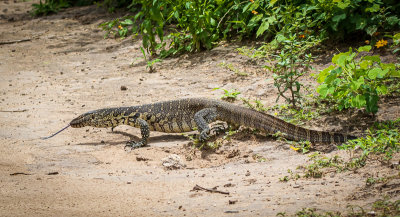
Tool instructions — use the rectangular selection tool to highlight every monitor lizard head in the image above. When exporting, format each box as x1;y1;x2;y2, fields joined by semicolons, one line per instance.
70;109;112;128
42;108;116;140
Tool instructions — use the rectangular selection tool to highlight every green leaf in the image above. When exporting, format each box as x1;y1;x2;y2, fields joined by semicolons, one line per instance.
317;65;335;83
156;27;163;42
275;34;287;43
317;84;329;98
242;2;252;13
249;14;263;25
367;68;382;79
377;85;388;95
256;21;270;38
357;45;371;52
347;52;356;61
121;19;133;25
354;16;367;30
332;49;351;65
185;2;191;9
150;6;163;22
351;95;366;108
360;60;372;69
269;0;278;6
366;25;378;36
365;93;379;114
268;16;276;23
348;62;356;70
173;10;179;19
325;67;341;84
119;28;127;37
363;55;381;63
210;17;216;26
336;2;350;9
332;53;340;64
386;16;400;26
380;63;396;71
393;33;400;40
389;70;400;77
331;13;346;30
140;47;146;58
378;68;389;78
350;76;364;90
365;4;380;12
332;78;342;86
337;54;348;67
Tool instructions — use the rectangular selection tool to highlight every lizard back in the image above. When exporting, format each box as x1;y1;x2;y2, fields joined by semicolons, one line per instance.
69;98;355;143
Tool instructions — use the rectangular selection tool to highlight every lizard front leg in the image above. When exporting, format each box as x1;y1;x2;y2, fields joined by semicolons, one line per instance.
194;108;217;141
125;118;150;149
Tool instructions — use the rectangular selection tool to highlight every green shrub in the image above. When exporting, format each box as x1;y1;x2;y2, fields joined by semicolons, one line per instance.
316;45;400;114
32;0;96;16
32;0;70;16
97;0;400;58
265;34;316;108
312;0;400;39
389;32;400;53
36;0;400;62
339;118;400;162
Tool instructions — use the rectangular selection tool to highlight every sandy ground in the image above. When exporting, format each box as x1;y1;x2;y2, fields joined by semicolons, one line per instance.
1;1;399;216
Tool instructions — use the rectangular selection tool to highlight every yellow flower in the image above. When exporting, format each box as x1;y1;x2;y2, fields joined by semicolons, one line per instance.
375;39;388;48
250;0;254;2
118;25;123;30
252;10;258;15
299;34;305;39
290;146;300;151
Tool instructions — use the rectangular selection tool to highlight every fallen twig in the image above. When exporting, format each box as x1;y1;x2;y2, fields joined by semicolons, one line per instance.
0;38;31;45
0;109;28;112
10;172;31;176
225;210;239;213
192;184;229;195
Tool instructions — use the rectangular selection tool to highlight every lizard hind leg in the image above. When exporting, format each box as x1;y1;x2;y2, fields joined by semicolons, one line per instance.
125;118;150;150
194;108;217;142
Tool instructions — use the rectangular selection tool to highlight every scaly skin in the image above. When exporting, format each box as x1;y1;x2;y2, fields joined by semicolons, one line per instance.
67;98;356;149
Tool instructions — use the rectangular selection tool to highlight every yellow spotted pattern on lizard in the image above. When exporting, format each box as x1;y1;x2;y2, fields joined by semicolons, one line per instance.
46;98;356;149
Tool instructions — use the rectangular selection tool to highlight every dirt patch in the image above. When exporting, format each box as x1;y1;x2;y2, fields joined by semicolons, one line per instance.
1;1;399;216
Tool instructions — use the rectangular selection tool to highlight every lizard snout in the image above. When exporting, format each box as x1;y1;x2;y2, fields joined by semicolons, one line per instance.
70;115;88;128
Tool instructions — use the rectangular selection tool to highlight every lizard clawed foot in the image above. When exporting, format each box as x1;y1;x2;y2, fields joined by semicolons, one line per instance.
199;131;210;142
210;123;229;136
124;141;145;151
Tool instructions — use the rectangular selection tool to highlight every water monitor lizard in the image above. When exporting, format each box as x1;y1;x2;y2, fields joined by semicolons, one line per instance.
43;98;356;149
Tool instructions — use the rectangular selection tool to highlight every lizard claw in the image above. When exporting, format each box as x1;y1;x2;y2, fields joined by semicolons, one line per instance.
124;141;144;151
199;131;210;142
